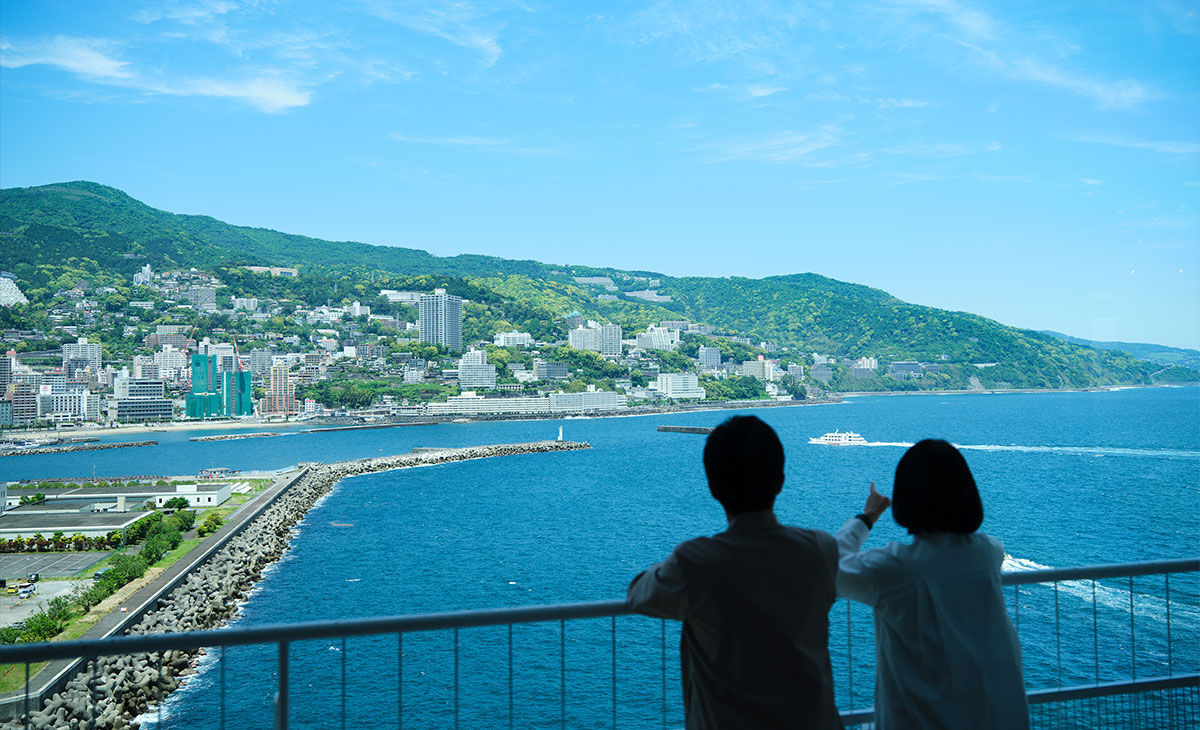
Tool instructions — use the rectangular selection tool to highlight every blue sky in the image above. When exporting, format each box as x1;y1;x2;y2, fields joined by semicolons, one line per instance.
1;1;1198;349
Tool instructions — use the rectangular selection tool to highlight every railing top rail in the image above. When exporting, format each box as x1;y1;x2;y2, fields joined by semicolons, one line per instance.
1000;557;1199;586
2;557;1195;665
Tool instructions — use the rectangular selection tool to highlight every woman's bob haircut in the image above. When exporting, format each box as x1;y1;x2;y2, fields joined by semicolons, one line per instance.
892;439;984;534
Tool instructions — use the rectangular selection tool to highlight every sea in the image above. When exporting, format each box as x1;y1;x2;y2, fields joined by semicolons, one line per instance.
3;386;1198;728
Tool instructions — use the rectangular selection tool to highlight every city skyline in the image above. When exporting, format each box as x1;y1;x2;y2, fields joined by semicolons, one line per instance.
1;2;1197;349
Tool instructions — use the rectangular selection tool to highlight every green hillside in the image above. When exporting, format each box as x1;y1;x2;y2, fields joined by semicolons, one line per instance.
1041;331;1200;371
1;181;1195;391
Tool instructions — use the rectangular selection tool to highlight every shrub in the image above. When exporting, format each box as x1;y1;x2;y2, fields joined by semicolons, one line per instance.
197;512;224;537
164;497;191;510
21;610;62;643
141;536;168;565
125;512;164;543
172;509;196;531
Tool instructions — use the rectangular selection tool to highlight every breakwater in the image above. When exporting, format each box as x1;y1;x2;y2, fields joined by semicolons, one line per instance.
657;425;714;434
0;441;157;458
2;440;589;730
302;421;437;433
188;432;281;442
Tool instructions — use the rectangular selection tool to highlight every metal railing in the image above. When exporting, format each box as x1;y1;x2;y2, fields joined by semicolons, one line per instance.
1;558;1197;729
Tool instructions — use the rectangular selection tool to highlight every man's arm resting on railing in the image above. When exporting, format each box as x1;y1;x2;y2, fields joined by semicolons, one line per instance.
627;550;689;620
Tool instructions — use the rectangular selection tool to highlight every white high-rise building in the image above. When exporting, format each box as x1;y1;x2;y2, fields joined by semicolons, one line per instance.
62;337;102;371
656;373;705;399
698;346;721;369
133;264;154;286
568;324;622;357
418;289;463;351
458;349;497;390
741;359;777;382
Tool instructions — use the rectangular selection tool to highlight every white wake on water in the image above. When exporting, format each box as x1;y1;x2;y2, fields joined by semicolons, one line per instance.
1002;555;1199;628
847;441;1198;459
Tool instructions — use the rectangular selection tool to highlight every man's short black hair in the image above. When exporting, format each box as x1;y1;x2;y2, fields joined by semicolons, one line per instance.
703;416;784;515
892;439;983;534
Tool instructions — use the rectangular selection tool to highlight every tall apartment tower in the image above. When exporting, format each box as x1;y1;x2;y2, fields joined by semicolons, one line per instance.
418;289;463;352
62;337;102;371
266;363;296;416
0;352;11;393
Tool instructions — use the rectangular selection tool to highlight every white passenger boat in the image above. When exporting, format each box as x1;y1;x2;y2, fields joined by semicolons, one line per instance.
809;430;867;446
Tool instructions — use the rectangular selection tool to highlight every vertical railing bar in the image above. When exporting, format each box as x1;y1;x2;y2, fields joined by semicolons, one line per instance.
1014;584;1020;636
90;653;97;729
220;647;227;730
1054;582;1062;688
277;640;290;730
846;598;854;710
158;652;164;727
560;619;566;730
23;660;29;730
1129;575;1136;681
611;615;617;729
454;627;460;730
508;623;514;730
1165;573;1173;676
341;635;347;730
660;619;667;730
397;633;403;730
1092;580;1099;685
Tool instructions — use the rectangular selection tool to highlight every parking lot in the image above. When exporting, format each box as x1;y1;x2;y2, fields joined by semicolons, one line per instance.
0;551;112;582
0;579;89;627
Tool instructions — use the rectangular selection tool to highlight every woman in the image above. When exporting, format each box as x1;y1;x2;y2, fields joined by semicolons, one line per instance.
837;439;1028;729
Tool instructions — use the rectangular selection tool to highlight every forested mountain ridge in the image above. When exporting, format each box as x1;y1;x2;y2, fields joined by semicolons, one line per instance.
1;181;1195;390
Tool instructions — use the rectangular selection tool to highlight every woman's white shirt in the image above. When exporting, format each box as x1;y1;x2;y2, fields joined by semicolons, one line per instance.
836;519;1029;730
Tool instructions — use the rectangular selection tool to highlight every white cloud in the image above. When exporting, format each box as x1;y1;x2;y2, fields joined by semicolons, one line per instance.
390;132;553;155
747;84;787;97
876;97;930;108
1081;178;1104;186
361;0;504;66
887;0;1158;108
158;76;312;112
0;36;133;79
0;35;313;112
885;141;970;157
1073;134;1200;155
705;127;843;163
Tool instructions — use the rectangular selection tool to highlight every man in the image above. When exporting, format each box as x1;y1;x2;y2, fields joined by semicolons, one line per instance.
627;415;845;729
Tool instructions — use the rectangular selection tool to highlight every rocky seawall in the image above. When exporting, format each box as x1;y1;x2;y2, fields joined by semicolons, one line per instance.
0;441;157;457
3;440;589;730
188;432;282;442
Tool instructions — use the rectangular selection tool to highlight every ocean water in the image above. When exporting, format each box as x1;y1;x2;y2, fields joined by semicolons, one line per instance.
6;387;1199;728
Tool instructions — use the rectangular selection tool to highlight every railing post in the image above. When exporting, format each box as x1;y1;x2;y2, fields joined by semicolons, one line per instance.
276;640;290;730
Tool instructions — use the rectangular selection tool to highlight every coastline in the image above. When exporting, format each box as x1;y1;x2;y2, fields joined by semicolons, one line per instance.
24;398;841;441
0;441;591;729
16;383;1191;443
838;382;1191;398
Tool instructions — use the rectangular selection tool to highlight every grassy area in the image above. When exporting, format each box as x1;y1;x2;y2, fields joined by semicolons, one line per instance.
0;661;47;694
157;538;203;570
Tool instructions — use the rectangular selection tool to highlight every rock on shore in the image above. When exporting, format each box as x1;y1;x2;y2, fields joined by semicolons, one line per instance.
3;440;589;729
1;441;157;457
